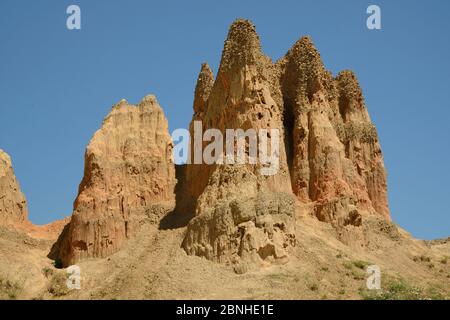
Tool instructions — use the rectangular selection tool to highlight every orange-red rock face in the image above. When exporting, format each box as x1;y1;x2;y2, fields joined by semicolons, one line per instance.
182;19;390;266
278;39;389;222
59;95;176;266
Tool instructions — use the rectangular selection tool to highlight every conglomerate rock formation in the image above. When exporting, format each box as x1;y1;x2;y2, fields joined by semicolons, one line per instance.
0;150;28;227
183;20;296;268
58;95;176;266
277;38;389;223
2;19;389;270
182;19;389;267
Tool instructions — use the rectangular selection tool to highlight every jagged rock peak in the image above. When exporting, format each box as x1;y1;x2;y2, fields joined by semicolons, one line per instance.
112;95;160;110
219;19;264;71
58;94;176;266
335;70;368;119
0;149;12;170
193;63;214;114
278;35;330;110
182;19;296;271
336;70;362;94
115;98;129;108
139;94;159;107
0;149;29;226
282;36;325;72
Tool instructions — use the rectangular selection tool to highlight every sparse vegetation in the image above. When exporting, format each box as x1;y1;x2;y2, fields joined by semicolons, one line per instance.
352;260;370;270
343;259;370;280
308;283;319;291
42;266;54;278
413;255;431;263
359;277;448;300
351;269;366;281
343;261;353;270
47;272;70;297
0;276;22;300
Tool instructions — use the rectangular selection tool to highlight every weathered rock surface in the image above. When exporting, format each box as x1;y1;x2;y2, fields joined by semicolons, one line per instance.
0;150;28;227
183;166;295;269
182;19;390;267
183;20;295;267
59;95;176;266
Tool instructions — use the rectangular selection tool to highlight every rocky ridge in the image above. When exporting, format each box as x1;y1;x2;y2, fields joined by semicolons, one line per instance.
181;19;390;267
0;149;28;227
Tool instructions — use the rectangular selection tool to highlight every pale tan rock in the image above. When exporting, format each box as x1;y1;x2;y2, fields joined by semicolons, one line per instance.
59;95;176;266
183;166;295;265
193;63;214;115
0;150;70;240
335;70;389;218
183;19;295;267
0;150;28;226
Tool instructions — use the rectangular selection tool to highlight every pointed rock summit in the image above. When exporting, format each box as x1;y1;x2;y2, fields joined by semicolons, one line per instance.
49;18;389;270
0;150;28;227
193;63;214;115
183;20;295;269
182;19;390;267
59;95;176;266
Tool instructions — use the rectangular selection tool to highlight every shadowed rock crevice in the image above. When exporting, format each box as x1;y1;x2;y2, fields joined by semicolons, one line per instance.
159;165;195;230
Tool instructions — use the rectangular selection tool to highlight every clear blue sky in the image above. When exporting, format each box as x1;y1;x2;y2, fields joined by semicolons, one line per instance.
0;0;449;239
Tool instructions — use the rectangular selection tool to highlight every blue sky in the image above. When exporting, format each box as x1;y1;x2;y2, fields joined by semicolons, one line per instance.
0;0;449;239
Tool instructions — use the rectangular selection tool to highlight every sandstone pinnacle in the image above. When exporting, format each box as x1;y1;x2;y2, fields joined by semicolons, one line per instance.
58;95;176;266
0;149;29;227
193;63;214;114
182;19;390;266
219;19;264;73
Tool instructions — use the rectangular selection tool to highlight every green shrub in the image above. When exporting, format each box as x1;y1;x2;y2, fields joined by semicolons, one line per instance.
47;272;69;297
42;267;54;278
0;277;22;300
359;277;446;300
353;260;370;270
